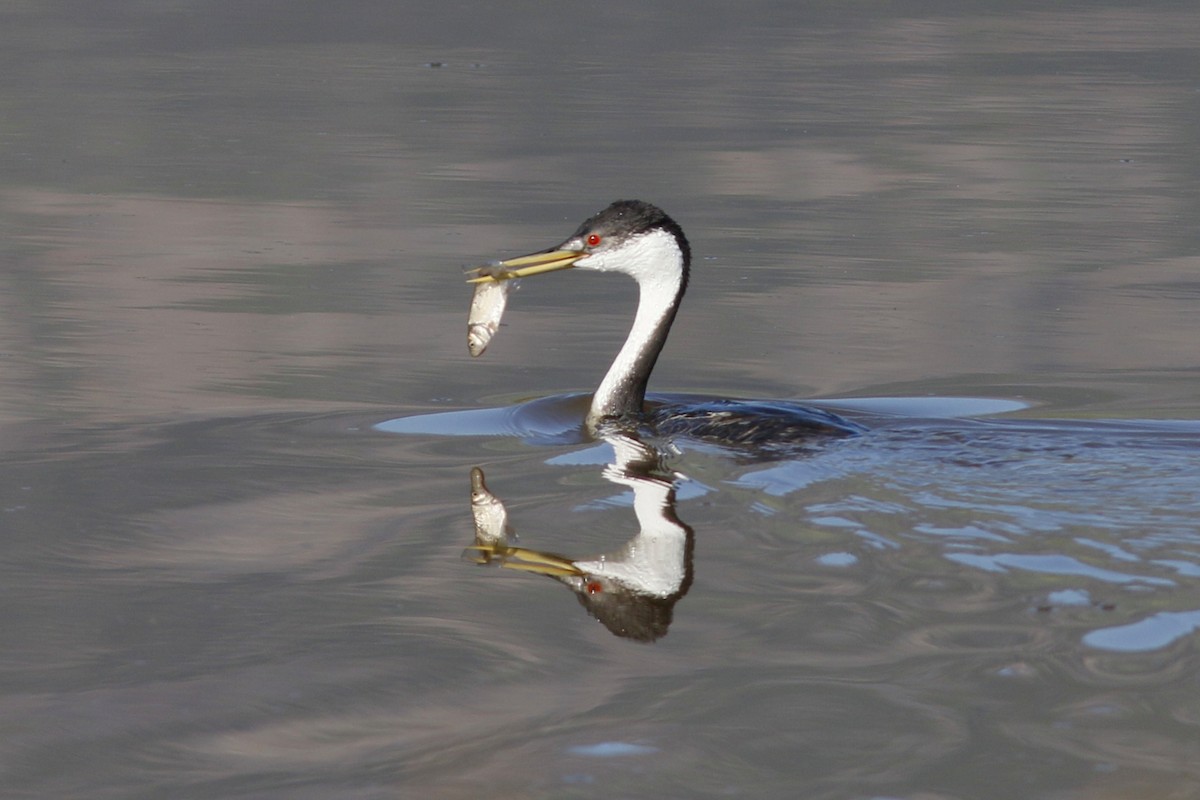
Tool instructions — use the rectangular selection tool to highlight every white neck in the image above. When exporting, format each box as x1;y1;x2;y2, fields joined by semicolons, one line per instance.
582;229;686;428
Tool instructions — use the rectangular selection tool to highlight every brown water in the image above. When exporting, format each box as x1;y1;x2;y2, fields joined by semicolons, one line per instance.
4;3;1200;798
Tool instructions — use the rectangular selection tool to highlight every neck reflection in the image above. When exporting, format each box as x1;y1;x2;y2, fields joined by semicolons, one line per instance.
463;432;694;642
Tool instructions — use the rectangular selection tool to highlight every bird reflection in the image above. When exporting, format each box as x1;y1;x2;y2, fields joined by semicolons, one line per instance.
463;432;693;642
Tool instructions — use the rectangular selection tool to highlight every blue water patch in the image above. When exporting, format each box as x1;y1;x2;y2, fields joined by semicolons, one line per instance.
809;515;861;529
945;552;1175;586
731;461;833;496
749;500;777;516
565;742;660;757
814;396;1030;417
546;442;616;466
1083;609;1200;652
1150;559;1200;578
561;773;596;784
914;523;1012;543
854;530;900;550
816;552;859;567
1073;537;1141;563
1046;589;1092;606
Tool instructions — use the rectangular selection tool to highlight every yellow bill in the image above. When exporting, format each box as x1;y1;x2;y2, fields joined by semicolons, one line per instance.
466;249;584;284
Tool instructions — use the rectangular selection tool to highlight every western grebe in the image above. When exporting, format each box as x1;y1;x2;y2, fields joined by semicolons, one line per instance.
468;200;863;447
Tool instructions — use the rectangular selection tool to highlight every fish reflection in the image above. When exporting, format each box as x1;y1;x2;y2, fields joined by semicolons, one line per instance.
463;433;693;642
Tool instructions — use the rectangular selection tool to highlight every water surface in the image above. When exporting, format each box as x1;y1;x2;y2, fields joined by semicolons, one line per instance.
3;3;1200;798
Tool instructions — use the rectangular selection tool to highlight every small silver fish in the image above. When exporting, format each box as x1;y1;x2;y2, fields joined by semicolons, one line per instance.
467;275;513;357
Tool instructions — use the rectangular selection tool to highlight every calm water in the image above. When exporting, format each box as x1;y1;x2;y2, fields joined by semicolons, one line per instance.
4;3;1200;798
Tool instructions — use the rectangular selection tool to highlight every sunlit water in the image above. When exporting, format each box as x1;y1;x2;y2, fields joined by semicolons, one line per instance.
4;3;1200;799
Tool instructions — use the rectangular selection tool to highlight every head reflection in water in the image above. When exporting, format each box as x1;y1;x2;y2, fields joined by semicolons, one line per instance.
463;433;694;642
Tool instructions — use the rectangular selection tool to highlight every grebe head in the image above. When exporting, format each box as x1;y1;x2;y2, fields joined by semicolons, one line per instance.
470;200;690;287
564;200;691;285
468;200;691;425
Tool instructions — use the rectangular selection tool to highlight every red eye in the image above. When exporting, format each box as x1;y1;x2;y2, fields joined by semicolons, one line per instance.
586;233;602;247
585;580;603;595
